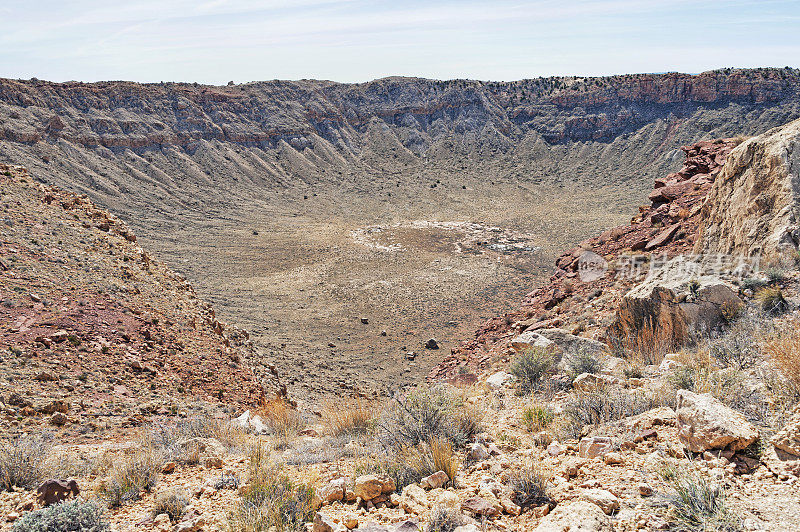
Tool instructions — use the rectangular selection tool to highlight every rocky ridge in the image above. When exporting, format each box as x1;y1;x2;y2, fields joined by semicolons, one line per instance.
431;135;743;380
0;164;285;440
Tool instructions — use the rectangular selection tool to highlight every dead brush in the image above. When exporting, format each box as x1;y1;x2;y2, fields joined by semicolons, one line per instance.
98;445;161;507
256;399;304;449
152;488;189;523
404;438;459;487
321;398;374;436
762;319;800;400
0;434;50;491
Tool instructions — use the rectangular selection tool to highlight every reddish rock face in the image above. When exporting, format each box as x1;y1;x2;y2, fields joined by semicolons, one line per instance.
431;137;740;382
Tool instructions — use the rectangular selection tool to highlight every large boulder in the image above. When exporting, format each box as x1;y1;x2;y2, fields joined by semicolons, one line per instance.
609;256;743;349
354;475;395;501
676;390;759;452
695;118;800;265
533;500;612;531
36;479;79;506
772;407;800;457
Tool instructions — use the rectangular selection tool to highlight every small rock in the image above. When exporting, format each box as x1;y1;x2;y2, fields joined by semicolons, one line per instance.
603;452;623;465
425;338;439;349
205;456;223;469
638;484;654;497
581;488;620;515
579;436;612;458
533;500;611;531
485;371;513;388
354;475;395;501
547;441;565;457
461;497;500;517
313;512;338;532
420;471;449;489
49;412;68;426
467;443;490;461
161;462;176;474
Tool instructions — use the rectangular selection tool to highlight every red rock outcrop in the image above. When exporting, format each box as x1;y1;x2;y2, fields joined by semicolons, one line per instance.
431;138;741;381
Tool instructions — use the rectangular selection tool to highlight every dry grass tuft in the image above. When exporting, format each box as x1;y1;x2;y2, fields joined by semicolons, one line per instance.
521;404;555;432
763;319;800;394
321;398;374;436
256;400;305;448
0;434;50;491
98;445;161;507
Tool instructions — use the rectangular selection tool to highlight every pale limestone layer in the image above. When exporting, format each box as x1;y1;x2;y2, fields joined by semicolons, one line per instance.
696;118;800;264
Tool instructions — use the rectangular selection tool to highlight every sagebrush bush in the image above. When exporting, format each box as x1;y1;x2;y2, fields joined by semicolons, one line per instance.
12;499;109;532
425;506;466;532
147;415;246;462
755;286;788;316
378;386;483;449
0;434;50;491
522;404;554;432
562;387;672;429
508;467;550;508
660;466;741;531
152;489;188;523
510;347;554;394
564;348;602;379
765;267;787;284
321;398;374;436
355;437;459;491
98;446;161;507
229;444;314;532
708;309;770;370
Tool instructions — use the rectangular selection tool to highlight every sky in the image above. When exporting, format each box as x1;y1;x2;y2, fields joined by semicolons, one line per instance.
1;0;799;85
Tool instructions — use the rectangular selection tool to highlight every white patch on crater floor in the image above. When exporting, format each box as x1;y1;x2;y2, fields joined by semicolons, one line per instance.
350;220;540;255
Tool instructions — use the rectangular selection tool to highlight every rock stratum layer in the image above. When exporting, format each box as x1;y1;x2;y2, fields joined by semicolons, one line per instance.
1;68;799;218
696;118;800;264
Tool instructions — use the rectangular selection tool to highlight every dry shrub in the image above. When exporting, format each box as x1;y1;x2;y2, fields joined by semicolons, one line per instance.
321;398;374;436
98;445;161;507
152;488;189;523
256;400;304;448
755;286;789;315
11;499;109;532
355;438;459;491
763;319;800;389
510;347;555;394
425;506;466;532
0;434;50;491
378;385;483;449
406;438;459;487
508;466;550;508
148;415;247;461
660;465;741;531
614;315;678;365
229;444;314;532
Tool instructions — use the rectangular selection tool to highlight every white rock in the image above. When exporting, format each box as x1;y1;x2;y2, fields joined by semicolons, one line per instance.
580;488;620;515
676;390;759;452
486;371;514;388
